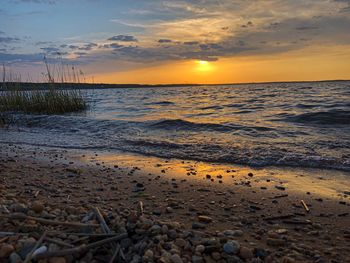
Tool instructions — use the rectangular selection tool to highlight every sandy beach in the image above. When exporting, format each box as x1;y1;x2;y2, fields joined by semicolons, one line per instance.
1;143;349;262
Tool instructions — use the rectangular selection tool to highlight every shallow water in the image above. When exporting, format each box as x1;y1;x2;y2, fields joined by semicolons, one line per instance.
1;81;350;170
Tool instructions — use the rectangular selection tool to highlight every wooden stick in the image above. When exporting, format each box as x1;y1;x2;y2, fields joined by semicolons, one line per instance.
32;233;74;248
108;243;120;263
94;207;110;234
47;232;117;237
94;207;119;261
44;236;74;248
35;233;128;260
0;231;33;237
0;213;99;228
301;200;310;212
24;231;47;263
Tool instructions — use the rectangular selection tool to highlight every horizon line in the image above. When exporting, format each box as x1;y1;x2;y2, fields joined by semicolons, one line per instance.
5;78;349;87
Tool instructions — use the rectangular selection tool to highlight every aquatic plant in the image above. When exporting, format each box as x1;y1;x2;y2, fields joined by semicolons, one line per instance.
0;59;87;114
0;89;86;114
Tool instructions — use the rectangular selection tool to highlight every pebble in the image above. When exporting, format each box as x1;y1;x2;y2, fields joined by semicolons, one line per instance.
0;244;15;259
32;245;47;257
192;255;204;263
192;222;206;229
9;252;22;263
239;246;253;260
266;238;286;247
170;254;183;263
144;249;154;260
198;215;213;223
31;201;44;213
223;241;240;254
195;245;205;254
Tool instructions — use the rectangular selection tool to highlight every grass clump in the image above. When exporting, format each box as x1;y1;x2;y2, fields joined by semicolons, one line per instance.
0;89;87;114
0;60;87;114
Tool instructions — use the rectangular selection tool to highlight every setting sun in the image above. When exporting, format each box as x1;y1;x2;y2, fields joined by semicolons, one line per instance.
195;60;214;72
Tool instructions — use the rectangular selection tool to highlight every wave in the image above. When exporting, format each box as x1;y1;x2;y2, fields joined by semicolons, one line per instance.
145;101;175;106
285;110;350;125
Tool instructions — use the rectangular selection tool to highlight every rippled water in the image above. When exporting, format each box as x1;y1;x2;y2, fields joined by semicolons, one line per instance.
1;81;350;170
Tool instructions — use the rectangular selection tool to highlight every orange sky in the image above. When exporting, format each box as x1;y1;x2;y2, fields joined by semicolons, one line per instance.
91;45;350;84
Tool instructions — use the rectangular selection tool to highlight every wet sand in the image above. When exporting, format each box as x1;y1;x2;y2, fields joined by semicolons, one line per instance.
1;143;350;262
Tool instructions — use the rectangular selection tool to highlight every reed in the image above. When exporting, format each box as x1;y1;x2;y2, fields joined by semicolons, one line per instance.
0;89;86;114
0;58;87;114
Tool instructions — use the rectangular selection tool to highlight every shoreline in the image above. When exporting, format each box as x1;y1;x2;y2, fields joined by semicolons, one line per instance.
1;143;350;262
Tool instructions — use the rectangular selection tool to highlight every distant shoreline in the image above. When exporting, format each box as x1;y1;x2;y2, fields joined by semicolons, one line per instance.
0;79;349;91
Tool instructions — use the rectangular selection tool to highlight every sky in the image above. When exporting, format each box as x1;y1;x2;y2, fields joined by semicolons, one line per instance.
1;0;350;84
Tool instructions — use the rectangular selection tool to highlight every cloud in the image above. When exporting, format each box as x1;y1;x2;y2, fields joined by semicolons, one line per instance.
183;41;199;45
107;35;138;42
0;52;44;63
0;36;20;43
158;39;172;43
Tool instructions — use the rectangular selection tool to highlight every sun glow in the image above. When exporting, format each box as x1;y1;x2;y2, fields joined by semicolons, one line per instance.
195;60;213;72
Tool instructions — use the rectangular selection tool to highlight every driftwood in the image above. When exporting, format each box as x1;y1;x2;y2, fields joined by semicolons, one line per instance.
47;232;118;237
0;232;19;237
24;231;47;263
34;233;128;260
301;200;310;212
0;213;99;228
94;207;123;263
32;233;74;248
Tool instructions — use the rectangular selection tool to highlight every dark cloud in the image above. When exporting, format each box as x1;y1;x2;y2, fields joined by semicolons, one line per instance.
36;41;53;45
183;41;199;45
295;26;319;30
158;39;172;43
0;36;20;43
68;45;79;49
0;52;44;63
108;35;138;42
78;43;98;51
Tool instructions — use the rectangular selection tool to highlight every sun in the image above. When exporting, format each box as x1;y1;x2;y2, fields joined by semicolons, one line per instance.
198;60;209;65
195;60;213;72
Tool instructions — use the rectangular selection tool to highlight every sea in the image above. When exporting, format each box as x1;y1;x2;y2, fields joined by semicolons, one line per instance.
1;81;349;171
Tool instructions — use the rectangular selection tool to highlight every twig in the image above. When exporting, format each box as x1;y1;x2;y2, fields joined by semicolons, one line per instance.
301;200;310;212
109;243;121;263
24;231;47;263
94;207;110;234
35;233;128;260
94;207;119;261
32;233;74;248
270;194;288;199
47;232;117;237
0;213;99;228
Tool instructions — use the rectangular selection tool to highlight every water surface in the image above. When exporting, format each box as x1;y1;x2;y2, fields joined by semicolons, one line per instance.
1;81;350;170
